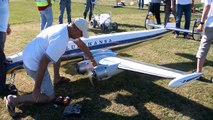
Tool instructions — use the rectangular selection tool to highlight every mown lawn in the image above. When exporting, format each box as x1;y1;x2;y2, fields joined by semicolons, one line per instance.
0;0;212;120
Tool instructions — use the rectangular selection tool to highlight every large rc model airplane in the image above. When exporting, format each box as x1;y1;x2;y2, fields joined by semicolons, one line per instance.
6;16;203;88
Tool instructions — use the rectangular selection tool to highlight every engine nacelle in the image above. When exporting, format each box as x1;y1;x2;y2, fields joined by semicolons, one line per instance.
92;64;123;81
76;60;93;74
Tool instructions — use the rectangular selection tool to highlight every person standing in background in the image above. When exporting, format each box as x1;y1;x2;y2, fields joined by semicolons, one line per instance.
83;0;96;21
0;0;11;95
36;0;54;30
58;0;72;24
164;0;176;24
148;0;162;24
172;0;194;39
138;0;144;9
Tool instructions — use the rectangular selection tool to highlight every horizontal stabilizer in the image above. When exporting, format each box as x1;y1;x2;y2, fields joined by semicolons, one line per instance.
168;72;203;87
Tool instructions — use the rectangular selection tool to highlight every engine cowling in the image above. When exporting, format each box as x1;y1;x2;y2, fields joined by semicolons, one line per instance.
76;60;93;74
92;64;123;81
77;49;117;75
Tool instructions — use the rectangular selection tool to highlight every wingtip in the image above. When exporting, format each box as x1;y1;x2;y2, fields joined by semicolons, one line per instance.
168;72;203;88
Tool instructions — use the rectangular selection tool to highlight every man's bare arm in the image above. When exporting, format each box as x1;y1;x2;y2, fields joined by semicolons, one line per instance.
73;39;98;67
33;54;50;102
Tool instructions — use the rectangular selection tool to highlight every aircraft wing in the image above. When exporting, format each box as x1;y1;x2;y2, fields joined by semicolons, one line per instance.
146;23;165;29
167;28;193;34
98;57;203;87
99;57;186;78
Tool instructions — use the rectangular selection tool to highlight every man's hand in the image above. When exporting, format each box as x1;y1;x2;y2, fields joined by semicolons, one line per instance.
192;7;195;13
197;24;203;32
91;59;98;67
73;38;98;67
6;25;11;35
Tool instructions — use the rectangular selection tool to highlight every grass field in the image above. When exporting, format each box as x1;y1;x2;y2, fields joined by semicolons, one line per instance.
1;0;213;119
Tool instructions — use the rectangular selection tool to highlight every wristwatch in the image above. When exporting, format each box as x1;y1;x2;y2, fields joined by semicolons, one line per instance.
200;22;204;25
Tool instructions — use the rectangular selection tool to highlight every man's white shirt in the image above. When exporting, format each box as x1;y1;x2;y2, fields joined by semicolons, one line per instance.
23;24;71;71
0;0;9;32
202;0;213;27
176;0;193;5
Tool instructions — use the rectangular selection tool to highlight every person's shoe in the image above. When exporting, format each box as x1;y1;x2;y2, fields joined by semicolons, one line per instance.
54;96;64;108
184;35;191;39
4;95;16;117
6;84;18;95
173;34;178;39
0;84;18;96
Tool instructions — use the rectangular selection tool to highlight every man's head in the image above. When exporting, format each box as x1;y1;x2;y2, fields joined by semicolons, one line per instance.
70;18;89;39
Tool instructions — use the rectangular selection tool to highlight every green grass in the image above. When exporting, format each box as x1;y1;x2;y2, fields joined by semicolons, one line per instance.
1;0;213;120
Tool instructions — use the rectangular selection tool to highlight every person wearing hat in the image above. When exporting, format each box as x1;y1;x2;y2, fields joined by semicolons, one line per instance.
4;18;97;117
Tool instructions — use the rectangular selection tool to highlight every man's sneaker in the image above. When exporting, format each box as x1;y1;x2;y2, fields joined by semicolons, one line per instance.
54;96;64;108
0;84;18;96
54;96;71;108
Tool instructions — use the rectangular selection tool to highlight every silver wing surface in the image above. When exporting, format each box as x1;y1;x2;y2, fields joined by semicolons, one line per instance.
98;57;203;87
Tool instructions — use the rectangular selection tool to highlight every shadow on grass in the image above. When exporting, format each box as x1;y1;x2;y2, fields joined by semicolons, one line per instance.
175;53;213;67
15;71;213;119
15;53;213;119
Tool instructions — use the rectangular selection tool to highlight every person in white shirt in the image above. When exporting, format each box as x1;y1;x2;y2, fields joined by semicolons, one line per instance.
4;18;97;117
0;0;11;95
171;0;194;39
195;0;213;74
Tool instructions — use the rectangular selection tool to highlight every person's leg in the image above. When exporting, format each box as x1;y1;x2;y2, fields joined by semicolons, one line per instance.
175;4;183;36
197;58;205;72
154;3;161;24
183;4;192;37
5;67;55;113
89;2;94;21
196;27;213;72
148;3;154;14
142;0;144;8
83;0;90;19
171;0;176;18
138;0;140;9
58;0;66;24
148;2;153;11
0;32;6;94
66;0;72;24
44;6;53;29
39;11;46;30
164;0;171;24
